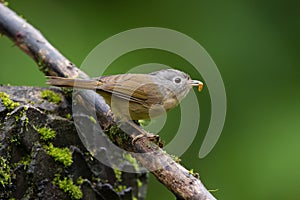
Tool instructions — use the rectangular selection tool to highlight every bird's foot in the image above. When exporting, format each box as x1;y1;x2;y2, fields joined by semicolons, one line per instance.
132;133;164;148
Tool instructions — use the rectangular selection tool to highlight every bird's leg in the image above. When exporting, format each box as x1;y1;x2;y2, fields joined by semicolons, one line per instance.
129;120;162;147
131;131;160;144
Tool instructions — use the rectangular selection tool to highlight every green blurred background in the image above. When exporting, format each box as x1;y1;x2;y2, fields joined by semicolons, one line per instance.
1;1;299;199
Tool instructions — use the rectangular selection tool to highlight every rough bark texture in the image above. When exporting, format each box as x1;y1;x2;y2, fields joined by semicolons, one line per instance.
0;86;147;200
0;3;217;200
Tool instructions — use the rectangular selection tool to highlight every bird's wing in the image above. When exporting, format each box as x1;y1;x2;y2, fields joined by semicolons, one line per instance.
95;74;165;105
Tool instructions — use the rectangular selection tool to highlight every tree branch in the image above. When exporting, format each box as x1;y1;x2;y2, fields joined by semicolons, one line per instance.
0;3;216;200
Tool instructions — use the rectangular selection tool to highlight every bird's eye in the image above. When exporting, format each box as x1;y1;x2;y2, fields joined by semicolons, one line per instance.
174;77;181;83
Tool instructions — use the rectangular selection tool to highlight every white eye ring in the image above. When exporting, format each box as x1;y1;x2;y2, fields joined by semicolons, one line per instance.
174;77;182;84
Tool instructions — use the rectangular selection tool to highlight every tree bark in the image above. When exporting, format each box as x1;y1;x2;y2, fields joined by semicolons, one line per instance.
0;86;148;199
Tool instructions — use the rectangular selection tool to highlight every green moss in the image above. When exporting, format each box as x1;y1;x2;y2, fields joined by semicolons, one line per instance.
113;168;122;182
23;105;28;111
65;113;72;120
115;184;127;193
123;153;139;171
108;125;130;145
12;155;31;170
92;177;100;183
76;176;84;185
138;119;151;127
41;90;62;104
14;106;29;126
14;115;20;121
20;159;31;167
25;117;29;124
44;143;73;167
170;154;181;163
188;169;199;179
137;179;142;188
19;155;31;166
188;168;194;174
0;157;11;187
37;57;48;74
53;175;82;200
108;126;118;143
0;92;20;111
37;127;56;141
88;116;97;124
10;134;20;145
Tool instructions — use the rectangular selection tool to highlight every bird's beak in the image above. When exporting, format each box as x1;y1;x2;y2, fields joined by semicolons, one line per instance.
189;80;204;92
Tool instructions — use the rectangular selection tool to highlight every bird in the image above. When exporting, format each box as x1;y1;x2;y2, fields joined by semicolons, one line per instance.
47;69;203;120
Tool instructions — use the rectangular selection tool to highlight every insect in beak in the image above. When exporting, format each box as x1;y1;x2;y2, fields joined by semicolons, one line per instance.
189;80;204;92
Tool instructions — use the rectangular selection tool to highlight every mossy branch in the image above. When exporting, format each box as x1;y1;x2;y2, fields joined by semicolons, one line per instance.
0;3;216;200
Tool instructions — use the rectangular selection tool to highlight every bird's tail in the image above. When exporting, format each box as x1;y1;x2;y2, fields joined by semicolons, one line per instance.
46;76;99;90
